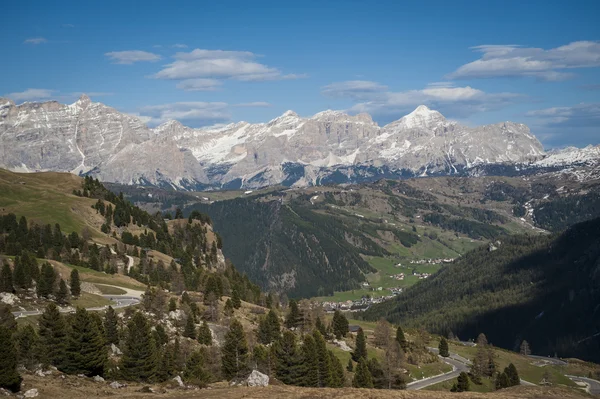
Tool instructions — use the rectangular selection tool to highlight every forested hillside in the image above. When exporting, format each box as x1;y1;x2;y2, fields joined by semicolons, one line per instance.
362;217;600;362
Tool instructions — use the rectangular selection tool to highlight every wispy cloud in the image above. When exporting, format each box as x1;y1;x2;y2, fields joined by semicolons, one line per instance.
5;88;54;102
234;102;271;108
323;80;521;118
172;43;188;48
105;50;161;64
448;41;600;81
175;78;222;91
526;103;600;126
154;48;305;91
24;37;47;45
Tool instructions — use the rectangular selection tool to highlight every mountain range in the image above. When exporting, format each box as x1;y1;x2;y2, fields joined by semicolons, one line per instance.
1;95;598;190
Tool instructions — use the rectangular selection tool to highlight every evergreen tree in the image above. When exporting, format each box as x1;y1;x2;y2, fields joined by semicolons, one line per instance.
505;363;520;386
347;358;354;372
452;371;470;392
495;372;510;390
395;326;408;351
0;325;22;392
63;307;107;376
519;340;531;356
37;262;56;298
15;325;39;370
284;299;301;329
121;312;158;381
183;314;197;339
221;318;249;380
368;358;386;389
12;255;32;290
257;309;280;344
224;298;234;316
313;330;333;387
198;321;212;346
352;357;374;388
0;261;14;293
0;304;16;329
315;316;327;337
231;287;241;309
273;330;303;385
38;303;68;369
156;343;176;382
252;344;270;375
103;306;119;345
332;310;349;339
153;324;168;347
329;350;345;387
70;269;81;297
168;298;177;312
184;349;211;387
352;327;368;362
301;334;319;387
439;337;450;357
56;279;69;305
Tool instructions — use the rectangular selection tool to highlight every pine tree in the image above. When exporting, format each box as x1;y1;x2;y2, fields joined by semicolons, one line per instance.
231;287;241;309
252;344;270;375
156;343;176;382
273;330;303;385
0;261;14;293
15;325;39;370
352;357;373;388
70;269;81;297
153;324;168;347
519;340;531;356
506;363;520;386
352;327;368;362
315;316;327;337
63;307;107;376
12;255;32;290
495;372;510;390
224;298;234;316
198;321;212;346
313;330;333;387
347;358;354;372
37;262;56;298
184;349;211;387
285;299;301;329
56;279;69;305
121;312;158;381
395;326;408;351
221;318;249;380
168;298;177;312
38;303;68;369
0;304;16;330
332;310;349;339
301;334;319;387
439;337;450;357
103;306;119;345
257;310;280;344
0;325;22;392
329;350;345;387
183;314;197;339
452;371;470;392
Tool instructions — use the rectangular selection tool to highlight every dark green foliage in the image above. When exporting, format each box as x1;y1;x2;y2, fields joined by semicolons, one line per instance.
70;269;81;297
352;357;373;388
221;318;249;380
38;303;68;369
315;316;327;337
0;304;16;329
156;342;176;382
285;299;301;329
183;314;197;339
395;326;408;351
273;330;303;385
367;358;385;389
495;371;510;390
257;309;281;344
198;321;212;346
332;310;349;339
168;298;177;312
352;327;367;362
121;312;158;381
364;217;600;362
103;306;119;345
0;326;22;392
15;325;39;370
252;344;271;375
439;337;449;357
313;330;333;387
346;358;354;372
223;298;234;316
329;350;345;387
423;213;506;239
534;193;600;231
451;371;470;392
37;262;56;298
0;261;14;293
231;287;241;309
505;363;520;387
56;279;69;305
301;334;319;387
153;324;168;347
63;307;107;376
184;349;211;387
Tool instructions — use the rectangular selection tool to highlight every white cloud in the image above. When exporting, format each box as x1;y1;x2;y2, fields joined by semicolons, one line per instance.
526;103;600;126
234;102;271;108
105;50;161;64
154;48;304;88
24;37;47;45
172;43;188;48
448;41;600;81
139;102;231;126
323;81;520;117
5;88;54;102
175;78;222;91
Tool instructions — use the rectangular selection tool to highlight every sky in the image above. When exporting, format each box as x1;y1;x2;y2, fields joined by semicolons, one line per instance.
1;0;599;148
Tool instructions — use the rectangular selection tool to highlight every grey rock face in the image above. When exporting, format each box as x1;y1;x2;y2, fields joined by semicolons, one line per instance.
0;96;549;189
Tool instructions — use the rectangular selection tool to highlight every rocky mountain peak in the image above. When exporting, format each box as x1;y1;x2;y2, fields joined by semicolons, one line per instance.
76;94;91;108
397;105;447;129
0;97;15;108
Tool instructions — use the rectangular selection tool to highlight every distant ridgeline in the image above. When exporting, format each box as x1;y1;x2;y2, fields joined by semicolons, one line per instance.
362;217;600;362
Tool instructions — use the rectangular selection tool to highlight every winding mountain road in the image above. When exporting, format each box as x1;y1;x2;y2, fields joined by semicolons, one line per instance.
566;375;600;395
407;355;470;390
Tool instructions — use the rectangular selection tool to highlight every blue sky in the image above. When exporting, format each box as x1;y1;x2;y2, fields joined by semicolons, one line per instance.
2;0;599;148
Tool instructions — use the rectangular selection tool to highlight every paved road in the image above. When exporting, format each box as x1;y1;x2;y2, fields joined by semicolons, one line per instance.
125;255;134;274
528;354;568;366
12;284;143;318
407;350;470;390
566;375;600;395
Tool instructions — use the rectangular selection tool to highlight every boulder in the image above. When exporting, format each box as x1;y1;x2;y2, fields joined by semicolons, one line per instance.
333;339;352;352
172;375;185;388
110;343;123;356
93;375;105;382
109;381;125;389
24;389;39;398
246;370;269;387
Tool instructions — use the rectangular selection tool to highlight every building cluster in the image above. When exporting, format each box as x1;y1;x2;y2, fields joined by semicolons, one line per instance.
408;257;454;265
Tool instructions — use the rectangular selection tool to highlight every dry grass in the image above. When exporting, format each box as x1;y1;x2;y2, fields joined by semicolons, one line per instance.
20;373;586;399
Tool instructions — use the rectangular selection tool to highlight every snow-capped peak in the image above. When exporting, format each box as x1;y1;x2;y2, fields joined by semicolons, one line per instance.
397;105;446;129
77;94;91;107
281;110;298;118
